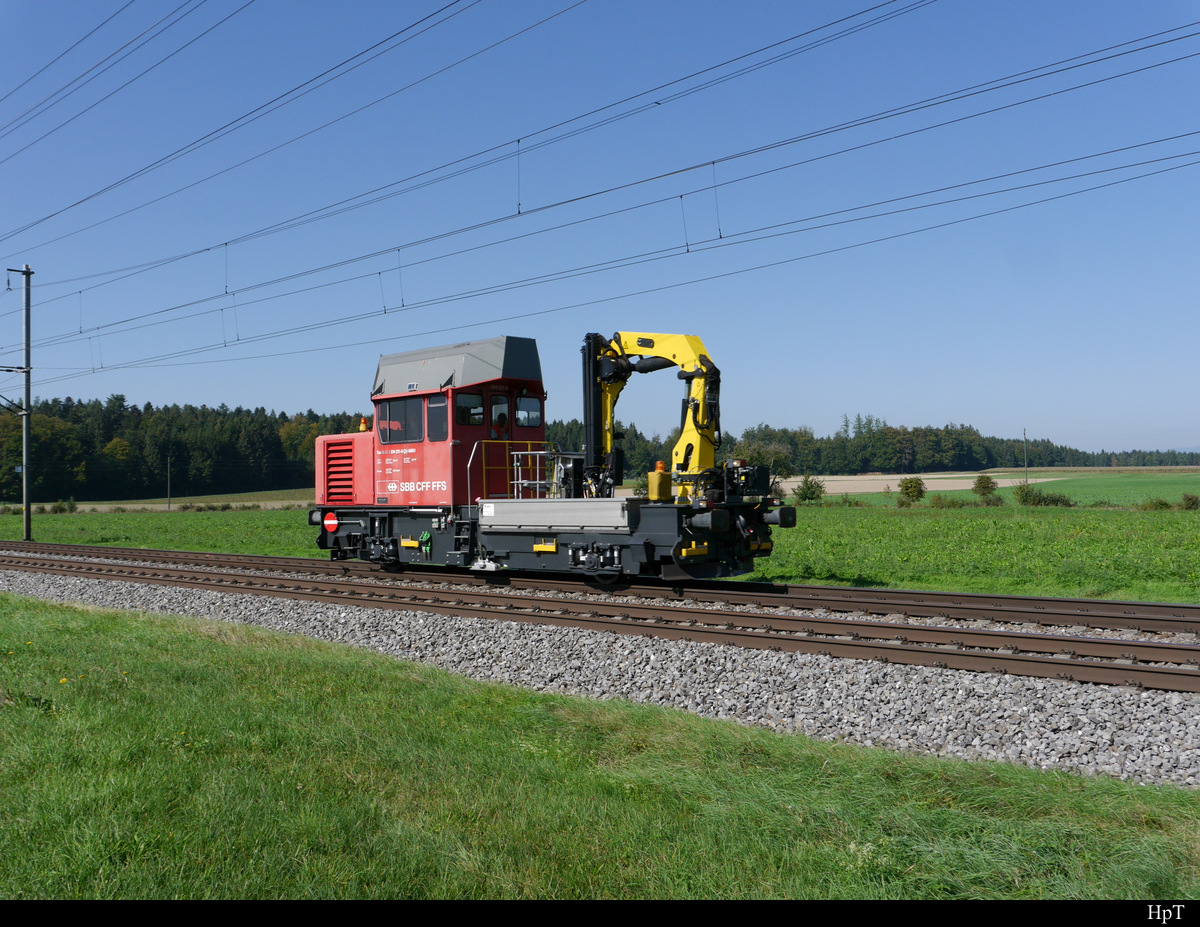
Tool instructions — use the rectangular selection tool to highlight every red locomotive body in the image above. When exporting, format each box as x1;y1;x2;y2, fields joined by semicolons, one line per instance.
312;333;794;580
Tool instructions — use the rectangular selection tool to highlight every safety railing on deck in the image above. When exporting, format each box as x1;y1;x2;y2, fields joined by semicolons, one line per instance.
466;440;553;502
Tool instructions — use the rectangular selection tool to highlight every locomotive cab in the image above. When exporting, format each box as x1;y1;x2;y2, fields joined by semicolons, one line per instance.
314;336;553;568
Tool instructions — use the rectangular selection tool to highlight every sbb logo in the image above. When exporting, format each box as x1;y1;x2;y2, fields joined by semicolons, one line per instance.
383;481;449;493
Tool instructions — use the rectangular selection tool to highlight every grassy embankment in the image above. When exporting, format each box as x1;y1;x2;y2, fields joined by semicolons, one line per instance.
3;594;1199;899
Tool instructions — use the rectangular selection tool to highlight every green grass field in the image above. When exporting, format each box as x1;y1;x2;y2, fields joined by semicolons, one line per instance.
750;506;1200;603
0;508;320;559
1012;469;1200;507
108;487;315;506
3;596;1198;899
818;468;1200;509
3;469;1198;602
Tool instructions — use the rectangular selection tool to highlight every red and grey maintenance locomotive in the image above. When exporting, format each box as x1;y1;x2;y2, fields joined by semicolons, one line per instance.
310;332;795;580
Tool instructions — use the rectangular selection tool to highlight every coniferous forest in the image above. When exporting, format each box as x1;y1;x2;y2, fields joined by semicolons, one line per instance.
1;395;365;502
2;396;1196;503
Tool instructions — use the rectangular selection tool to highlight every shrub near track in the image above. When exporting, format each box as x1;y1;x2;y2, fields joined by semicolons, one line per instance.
3;596;1199;899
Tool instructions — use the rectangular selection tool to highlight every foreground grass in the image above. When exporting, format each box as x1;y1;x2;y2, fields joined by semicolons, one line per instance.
3;594;1198;899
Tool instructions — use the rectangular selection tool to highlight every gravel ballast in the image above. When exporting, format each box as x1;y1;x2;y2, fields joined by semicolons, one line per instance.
3;569;1197;788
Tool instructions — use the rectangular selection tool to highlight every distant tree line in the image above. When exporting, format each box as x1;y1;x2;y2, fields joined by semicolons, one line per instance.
5;397;1195;503
548;413;1200;480
0;395;365;502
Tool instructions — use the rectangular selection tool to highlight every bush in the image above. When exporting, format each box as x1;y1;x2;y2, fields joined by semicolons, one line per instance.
1182;493;1199;511
972;474;998;498
1137;497;1172;511
897;476;926;503
896;496;912;509
792;475;825;505
981;493;1005;507
1014;483;1073;507
928;493;965;509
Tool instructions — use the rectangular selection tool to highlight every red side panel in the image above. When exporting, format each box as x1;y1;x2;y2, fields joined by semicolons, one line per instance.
316;432;375;506
373;438;454;506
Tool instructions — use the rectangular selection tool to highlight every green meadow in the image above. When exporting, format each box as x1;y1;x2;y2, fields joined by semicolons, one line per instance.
0;508;319;559
3;596;1198;899
818;468;1200;509
2;468;1198;601
750;506;1200;603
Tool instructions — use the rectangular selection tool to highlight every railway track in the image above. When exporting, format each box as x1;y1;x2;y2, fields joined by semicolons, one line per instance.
2;541;1198;693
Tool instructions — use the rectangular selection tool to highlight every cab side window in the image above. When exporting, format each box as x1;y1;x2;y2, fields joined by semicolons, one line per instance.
427;395;448;442
455;393;483;426
515;396;542;428
377;397;424;444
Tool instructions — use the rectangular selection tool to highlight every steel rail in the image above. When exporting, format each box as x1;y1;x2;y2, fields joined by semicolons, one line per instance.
2;550;1199;693
3;540;1199;633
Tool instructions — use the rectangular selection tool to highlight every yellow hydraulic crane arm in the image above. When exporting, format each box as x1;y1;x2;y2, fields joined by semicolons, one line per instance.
582;332;722;494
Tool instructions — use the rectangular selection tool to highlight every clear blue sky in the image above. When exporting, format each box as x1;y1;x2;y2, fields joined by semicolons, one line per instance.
0;0;1195;454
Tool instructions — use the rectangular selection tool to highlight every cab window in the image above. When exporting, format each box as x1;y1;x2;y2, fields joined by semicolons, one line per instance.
515;396;542;428
377;397;424;444
455;393;483;426
427;395;448;442
490;395;510;440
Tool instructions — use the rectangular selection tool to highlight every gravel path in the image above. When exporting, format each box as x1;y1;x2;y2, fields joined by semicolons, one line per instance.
3;569;1197;788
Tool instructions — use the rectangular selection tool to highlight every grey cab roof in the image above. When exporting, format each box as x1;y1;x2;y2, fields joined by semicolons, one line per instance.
372;336;542;397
